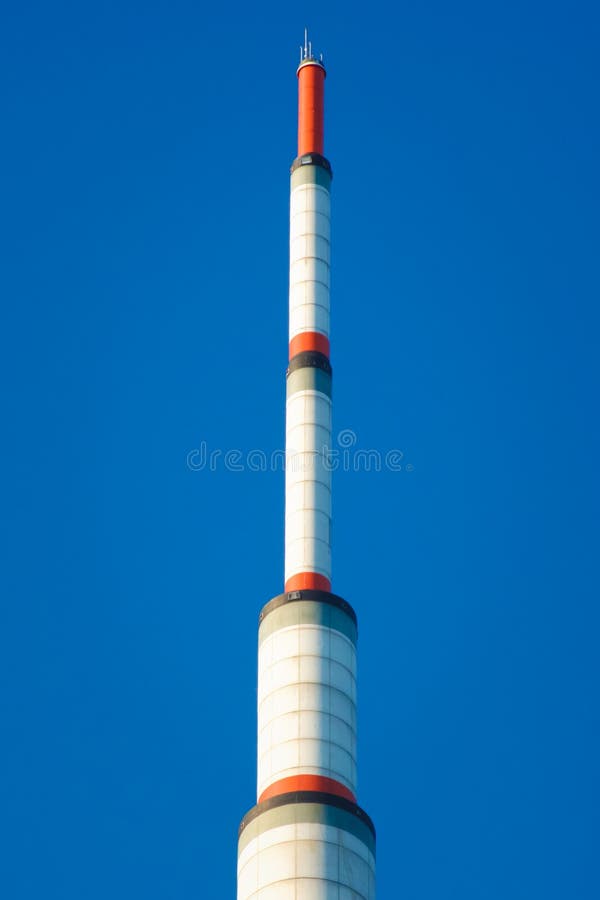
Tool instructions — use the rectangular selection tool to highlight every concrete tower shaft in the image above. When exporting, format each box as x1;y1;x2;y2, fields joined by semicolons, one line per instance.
237;36;376;900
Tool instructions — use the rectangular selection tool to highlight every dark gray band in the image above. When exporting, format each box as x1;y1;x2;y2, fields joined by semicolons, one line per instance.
288;350;331;375
260;589;357;625
291;163;332;191
258;598;357;644
259;590;357;648
291;152;332;178
238;792;375;857
287;366;332;398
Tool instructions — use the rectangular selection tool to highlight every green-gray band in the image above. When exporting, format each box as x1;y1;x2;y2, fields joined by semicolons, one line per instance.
287;366;332;398
259;599;357;645
238;796;375;857
291;164;332;191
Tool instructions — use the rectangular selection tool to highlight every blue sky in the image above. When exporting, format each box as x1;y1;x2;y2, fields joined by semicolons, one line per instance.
2;1;599;897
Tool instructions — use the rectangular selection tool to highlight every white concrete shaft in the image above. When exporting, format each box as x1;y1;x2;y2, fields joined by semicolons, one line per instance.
285;388;332;585
238;821;375;900
257;623;357;800
289;181;331;342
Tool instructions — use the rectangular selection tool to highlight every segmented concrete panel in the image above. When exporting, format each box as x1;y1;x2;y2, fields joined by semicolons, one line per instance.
238;820;375;900
285;388;332;586
289;180;331;343
257;622;357;800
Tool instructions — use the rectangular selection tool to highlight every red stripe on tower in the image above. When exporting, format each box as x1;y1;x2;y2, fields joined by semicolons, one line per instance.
289;331;330;360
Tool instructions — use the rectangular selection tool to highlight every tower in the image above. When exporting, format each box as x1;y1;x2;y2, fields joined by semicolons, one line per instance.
237;34;376;899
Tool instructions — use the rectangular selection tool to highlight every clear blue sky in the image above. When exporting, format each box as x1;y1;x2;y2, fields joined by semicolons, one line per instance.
2;1;599;897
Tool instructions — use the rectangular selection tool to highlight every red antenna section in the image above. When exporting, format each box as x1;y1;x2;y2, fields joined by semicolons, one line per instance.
297;59;325;156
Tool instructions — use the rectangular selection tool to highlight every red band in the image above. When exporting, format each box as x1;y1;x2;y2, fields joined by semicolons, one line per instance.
259;775;356;804
289;332;330;360
285;572;332;592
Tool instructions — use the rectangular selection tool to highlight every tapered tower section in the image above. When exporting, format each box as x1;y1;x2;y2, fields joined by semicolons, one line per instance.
237;35;376;899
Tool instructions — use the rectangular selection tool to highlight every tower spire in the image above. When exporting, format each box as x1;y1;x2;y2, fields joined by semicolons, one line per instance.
236;41;377;900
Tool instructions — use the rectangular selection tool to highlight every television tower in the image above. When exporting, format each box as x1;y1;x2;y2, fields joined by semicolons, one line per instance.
237;33;376;899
